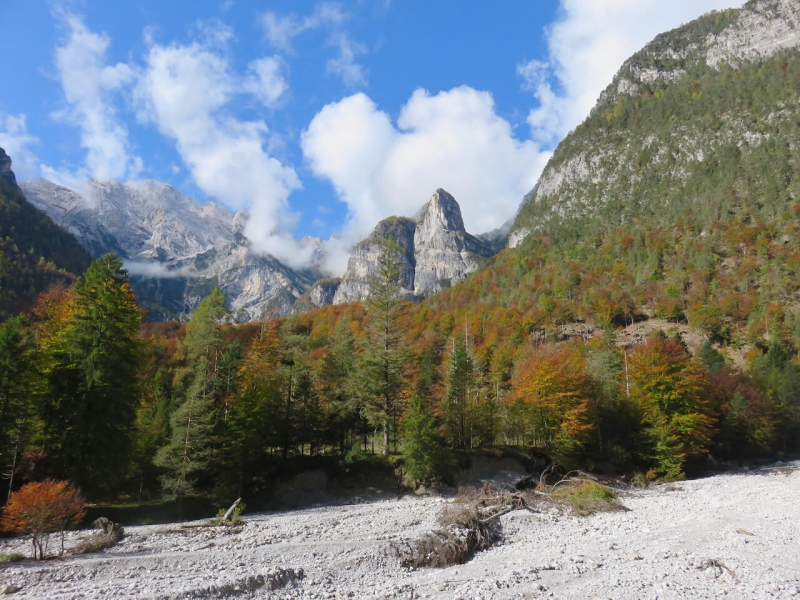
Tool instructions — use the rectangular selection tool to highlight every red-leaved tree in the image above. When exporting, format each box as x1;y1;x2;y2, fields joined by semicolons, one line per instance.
1;480;86;559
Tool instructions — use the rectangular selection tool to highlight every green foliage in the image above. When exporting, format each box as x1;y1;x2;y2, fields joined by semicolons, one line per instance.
402;397;443;485
628;337;714;478
0;316;36;490
551;481;622;515
44;254;143;493
154;288;229;504
0;149;91;320
359;238;409;455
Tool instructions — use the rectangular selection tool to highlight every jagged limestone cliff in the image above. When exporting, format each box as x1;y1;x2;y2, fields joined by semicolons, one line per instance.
0;149;91;319
332;189;494;305
332;217;417;304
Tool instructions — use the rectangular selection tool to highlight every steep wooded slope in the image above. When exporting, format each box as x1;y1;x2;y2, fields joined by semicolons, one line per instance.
0;148;91;320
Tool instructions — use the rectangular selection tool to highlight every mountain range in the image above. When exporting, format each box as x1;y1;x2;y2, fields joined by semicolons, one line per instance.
20;178;498;320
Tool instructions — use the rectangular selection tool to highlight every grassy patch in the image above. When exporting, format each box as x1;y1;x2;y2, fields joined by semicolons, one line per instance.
551;481;624;516
0;553;24;563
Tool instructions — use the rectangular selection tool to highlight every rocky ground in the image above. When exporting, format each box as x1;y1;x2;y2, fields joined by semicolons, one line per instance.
1;463;799;599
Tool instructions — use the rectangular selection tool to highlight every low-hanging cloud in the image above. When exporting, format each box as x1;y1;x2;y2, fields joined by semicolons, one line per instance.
302;87;551;273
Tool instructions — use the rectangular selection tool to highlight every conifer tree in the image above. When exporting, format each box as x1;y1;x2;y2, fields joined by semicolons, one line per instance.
155;288;228;505
0;316;36;499
44;254;142;493
360;239;407;455
446;334;475;449
402;396;442;484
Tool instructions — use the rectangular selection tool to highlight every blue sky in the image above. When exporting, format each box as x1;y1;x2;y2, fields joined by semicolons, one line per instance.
0;0;736;273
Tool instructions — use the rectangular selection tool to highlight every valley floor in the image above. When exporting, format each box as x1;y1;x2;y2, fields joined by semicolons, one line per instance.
1;464;799;599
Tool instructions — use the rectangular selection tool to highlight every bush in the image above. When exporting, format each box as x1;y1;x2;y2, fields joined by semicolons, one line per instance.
1;480;86;559
0;553;24;563
551;481;623;516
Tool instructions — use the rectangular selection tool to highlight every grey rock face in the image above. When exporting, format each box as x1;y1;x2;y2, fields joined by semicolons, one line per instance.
21;178;317;321
289;278;343;315
308;278;342;307
332;190;494;304
333;217;417;305
412;189;493;295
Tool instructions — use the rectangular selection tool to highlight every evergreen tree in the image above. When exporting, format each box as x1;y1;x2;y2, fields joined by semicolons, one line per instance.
0;316;36;499
402;397;442;485
446;334;475;449
44;254;142;493
222;323;283;495
154;288;228;505
360;239;407;455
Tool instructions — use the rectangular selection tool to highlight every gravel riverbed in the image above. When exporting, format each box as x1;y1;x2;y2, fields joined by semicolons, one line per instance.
1;464;798;599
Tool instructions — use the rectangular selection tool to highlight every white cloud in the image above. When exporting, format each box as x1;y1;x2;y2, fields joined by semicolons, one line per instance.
135;25;316;270
303;87;550;273
244;56;288;107
260;2;345;52
0;114;40;181
326;34;367;87
522;0;738;146
48;12;142;183
124;260;190;278
260;3;366;87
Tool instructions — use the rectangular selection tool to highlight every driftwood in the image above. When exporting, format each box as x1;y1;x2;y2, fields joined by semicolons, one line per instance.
221;498;242;522
70;517;124;554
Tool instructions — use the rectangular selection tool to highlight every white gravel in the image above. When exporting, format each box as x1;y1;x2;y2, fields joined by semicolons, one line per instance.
1;464;799;599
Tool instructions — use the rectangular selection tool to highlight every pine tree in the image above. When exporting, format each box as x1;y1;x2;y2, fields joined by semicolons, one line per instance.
360;239;407;455
446;334;475;450
402;397;442;485
0;316;36;500
44;254;142;493
223;323;283;493
155;288;228;505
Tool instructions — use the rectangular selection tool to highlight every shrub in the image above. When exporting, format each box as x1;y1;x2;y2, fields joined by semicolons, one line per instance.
551;481;624;516
1;480;86;559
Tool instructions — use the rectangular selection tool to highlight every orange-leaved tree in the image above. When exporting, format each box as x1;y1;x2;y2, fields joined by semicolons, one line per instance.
508;342;592;462
628;336;715;479
1;480;86;559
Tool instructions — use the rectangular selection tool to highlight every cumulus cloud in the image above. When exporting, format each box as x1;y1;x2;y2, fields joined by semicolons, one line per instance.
303;87;550;273
521;0;738;146
135;24;317;269
0;114;41;181
47;11;142;185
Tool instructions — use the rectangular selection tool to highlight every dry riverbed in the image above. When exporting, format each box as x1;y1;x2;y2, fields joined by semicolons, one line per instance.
1;463;799;599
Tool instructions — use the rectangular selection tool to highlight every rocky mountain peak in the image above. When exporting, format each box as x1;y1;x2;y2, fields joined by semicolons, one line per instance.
328;190;495;307
415;188;465;234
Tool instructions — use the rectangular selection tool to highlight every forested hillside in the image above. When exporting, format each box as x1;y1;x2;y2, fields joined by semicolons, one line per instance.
0;148;91;320
2;2;800;509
